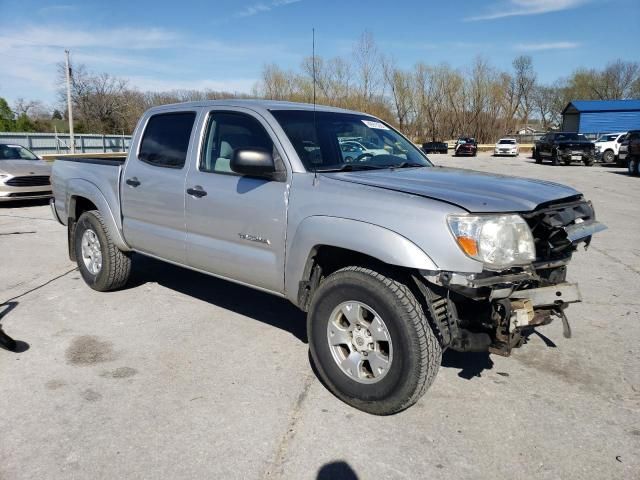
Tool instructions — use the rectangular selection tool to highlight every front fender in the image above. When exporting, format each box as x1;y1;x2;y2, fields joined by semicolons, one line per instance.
284;216;438;304
66;178;130;251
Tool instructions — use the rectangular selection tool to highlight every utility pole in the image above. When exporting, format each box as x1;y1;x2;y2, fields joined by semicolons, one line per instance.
65;50;75;153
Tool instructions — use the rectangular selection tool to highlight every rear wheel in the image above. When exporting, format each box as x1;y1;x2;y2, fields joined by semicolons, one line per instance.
75;210;131;291
629;157;639;176
308;266;441;415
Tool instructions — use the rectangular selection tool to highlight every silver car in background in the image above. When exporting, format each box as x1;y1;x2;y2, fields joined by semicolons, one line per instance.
493;138;520;156
0;144;52;202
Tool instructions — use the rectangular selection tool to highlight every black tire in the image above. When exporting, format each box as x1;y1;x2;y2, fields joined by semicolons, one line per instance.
630;157;639;176
307;266;441;415
563;157;572;166
534;149;542;163
583;157;594;166
602;150;615;164
75;210;132;291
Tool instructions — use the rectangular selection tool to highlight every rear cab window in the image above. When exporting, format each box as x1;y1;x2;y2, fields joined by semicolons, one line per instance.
138;112;197;168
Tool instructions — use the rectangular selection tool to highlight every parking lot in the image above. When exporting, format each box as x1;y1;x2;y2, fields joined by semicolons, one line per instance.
0;152;638;480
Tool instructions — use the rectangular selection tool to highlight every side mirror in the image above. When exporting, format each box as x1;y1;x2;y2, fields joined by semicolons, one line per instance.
231;148;276;178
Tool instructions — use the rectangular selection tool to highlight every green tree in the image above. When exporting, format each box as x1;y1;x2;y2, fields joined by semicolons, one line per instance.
0;97;16;131
15;113;36;132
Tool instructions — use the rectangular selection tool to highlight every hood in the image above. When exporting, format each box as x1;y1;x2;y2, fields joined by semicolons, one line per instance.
322;166;581;213
0;159;51;177
556;140;594;146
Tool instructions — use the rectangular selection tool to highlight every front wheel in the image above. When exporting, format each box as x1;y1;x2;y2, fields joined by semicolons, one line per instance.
629;157;639;176
308;266;441;415
534;150;542;163
602;150;615;164
75;210;132;291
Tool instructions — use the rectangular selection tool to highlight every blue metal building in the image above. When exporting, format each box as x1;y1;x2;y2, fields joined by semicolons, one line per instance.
561;100;640;135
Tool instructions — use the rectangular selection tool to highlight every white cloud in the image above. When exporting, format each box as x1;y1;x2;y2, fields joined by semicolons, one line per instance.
514;41;581;51
236;0;302;18
0;25;180;50
466;0;588;21
0;24;295;103
125;76;257;93
38;4;76;15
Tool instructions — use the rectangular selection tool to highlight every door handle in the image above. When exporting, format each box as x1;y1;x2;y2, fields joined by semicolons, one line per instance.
187;186;207;198
126;177;141;187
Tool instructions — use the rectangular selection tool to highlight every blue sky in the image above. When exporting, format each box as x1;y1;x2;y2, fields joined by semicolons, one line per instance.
0;0;638;106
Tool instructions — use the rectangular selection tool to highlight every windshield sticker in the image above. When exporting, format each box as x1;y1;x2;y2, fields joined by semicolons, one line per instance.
362;120;389;130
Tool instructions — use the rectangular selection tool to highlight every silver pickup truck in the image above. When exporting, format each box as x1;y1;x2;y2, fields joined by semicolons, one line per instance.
51;100;606;415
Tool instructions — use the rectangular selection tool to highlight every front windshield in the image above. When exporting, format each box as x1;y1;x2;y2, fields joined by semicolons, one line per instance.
556;133;585;141
270;110;432;171
0;145;38;160
498;139;516;144
596;134;617;142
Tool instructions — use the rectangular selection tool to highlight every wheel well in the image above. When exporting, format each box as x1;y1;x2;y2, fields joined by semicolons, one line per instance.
72;196;98;220
67;196;98;262
296;245;412;311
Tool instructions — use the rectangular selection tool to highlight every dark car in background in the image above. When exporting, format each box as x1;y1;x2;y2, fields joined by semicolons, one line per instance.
626;130;640;176
533;132;595;166
422;141;448;154
453;137;477;157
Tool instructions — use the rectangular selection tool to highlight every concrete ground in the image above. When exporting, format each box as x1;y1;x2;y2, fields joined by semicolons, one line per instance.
0;154;638;480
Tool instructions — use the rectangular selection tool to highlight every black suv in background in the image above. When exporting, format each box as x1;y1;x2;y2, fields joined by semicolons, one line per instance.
626;130;640;176
422;141;448;154
533;132;595;166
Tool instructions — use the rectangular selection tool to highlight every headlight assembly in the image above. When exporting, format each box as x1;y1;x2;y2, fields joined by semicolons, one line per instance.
447;214;536;269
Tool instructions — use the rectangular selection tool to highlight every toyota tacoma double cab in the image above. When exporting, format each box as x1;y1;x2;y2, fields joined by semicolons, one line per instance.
533;132;596;166
51;100;606;415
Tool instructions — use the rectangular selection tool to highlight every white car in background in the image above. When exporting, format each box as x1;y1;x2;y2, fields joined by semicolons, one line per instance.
339;139;388;162
593;132;626;164
493;138;519;156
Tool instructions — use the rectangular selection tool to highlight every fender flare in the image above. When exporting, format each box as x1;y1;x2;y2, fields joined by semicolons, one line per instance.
66;178;130;251
284;216;438;304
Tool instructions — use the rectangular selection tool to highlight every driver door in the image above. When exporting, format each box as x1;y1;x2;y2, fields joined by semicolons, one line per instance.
184;109;290;293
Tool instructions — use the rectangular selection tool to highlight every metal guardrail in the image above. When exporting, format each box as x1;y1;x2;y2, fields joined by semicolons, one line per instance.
0;132;132;155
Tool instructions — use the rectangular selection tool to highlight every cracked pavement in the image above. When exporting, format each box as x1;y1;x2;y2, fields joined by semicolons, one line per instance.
0;154;638;479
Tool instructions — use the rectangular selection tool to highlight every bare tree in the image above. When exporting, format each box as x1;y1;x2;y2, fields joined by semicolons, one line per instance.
512;55;536;129
353;31;381;109
382;57;414;131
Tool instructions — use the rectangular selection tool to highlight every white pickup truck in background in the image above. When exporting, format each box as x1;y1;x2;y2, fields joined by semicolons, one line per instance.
594;132;627;165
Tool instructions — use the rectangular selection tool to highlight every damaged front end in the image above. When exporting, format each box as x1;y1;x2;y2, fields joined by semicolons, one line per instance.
418;197;606;356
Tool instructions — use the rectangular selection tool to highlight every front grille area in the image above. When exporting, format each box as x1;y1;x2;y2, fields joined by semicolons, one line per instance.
523;198;594;262
7;191;51;197
5;175;50;187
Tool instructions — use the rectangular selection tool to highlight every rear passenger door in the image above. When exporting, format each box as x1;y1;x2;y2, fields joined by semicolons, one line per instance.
121;110;198;264
538;135;551;157
184;109;290;293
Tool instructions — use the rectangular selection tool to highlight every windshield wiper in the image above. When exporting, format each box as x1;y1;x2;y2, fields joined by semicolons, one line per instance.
385;162;426;169
315;164;386;173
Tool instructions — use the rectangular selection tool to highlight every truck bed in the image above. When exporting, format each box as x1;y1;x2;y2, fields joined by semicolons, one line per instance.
51;155;124;228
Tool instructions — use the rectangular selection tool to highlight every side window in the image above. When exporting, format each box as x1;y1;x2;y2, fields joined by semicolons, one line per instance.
201;112;274;174
138;112;196;168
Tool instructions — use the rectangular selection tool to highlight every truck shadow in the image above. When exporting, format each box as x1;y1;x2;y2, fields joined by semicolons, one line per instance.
127;254;308;343
441;350;494;379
